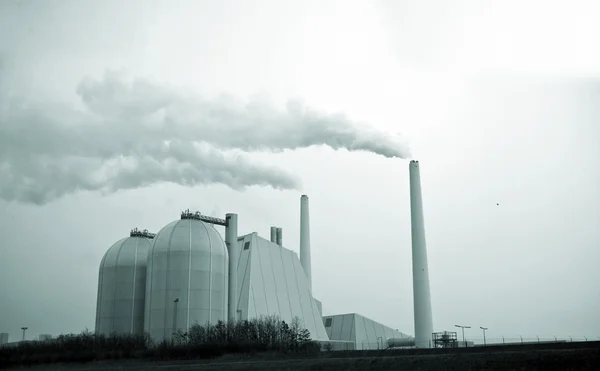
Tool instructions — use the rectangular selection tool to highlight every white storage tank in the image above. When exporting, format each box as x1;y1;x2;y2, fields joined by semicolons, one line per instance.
95;228;154;336
144;211;229;342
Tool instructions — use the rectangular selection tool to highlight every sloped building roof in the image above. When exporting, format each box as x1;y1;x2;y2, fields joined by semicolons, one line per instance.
235;233;329;341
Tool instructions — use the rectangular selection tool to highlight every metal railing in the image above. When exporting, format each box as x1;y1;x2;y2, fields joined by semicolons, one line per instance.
180;209;227;226
319;336;600;351
450;336;600;347
130;228;156;238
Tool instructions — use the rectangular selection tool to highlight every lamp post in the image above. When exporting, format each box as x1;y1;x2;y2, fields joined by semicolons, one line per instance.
455;325;471;347
172;298;180;341
21;327;28;342
480;327;488;346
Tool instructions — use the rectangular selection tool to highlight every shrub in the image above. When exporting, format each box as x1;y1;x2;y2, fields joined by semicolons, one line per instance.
0;315;320;369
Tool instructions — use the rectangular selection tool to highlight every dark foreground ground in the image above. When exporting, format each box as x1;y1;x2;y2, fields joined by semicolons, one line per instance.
10;341;600;371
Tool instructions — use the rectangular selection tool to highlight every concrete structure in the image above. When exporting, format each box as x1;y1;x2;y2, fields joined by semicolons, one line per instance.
409;160;434;348
95;228;153;336
225;213;239;321
234;233;328;341
323;313;412;350
299;195;312;290
144;212;228;342
0;333;8;345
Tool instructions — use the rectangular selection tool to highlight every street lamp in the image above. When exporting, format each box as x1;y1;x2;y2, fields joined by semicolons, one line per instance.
455;325;471;347
172;298;180;341
21;327;28;342
480;327;488;346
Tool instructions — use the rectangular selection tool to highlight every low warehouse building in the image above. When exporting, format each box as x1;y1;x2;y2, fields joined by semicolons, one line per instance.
323;313;411;350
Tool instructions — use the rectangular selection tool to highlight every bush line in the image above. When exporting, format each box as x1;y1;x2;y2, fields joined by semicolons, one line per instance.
0;315;321;369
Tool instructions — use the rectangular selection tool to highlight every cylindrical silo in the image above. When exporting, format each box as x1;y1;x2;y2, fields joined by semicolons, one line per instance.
409;160;434;348
144;214;229;342
95;228;153;336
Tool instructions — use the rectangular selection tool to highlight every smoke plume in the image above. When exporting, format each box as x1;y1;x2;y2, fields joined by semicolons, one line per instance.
0;71;410;204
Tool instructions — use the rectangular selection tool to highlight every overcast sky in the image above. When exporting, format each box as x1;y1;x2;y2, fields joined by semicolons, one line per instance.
1;0;599;343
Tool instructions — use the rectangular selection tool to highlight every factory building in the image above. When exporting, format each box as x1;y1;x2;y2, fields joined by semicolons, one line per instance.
96;161;435;349
323;313;412;350
96;197;330;342
234;232;328;341
0;333;8;345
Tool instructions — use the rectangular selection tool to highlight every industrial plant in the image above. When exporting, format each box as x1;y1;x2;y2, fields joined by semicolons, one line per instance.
94;161;433;350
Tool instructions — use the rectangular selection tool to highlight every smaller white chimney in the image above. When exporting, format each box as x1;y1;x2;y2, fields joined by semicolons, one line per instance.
270;226;277;243
300;194;312;290
276;227;283;246
225;213;239;322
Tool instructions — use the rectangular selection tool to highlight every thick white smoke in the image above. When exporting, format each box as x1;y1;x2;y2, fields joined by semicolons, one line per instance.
0;71;410;204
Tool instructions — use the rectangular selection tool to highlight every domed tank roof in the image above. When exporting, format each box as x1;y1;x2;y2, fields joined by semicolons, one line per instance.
149;218;226;255
144;214;228;342
100;229;154;268
96;229;153;336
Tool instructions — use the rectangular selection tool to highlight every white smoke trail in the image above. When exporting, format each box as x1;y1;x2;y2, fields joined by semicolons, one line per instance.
0;71;410;204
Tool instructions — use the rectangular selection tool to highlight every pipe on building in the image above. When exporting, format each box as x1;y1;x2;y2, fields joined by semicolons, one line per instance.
225;213;239;321
409;160;434;349
270;226;277;243
276;227;283;246
300;194;312;290
387;337;416;348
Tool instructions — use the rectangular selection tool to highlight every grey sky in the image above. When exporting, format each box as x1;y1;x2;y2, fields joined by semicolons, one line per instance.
1;0;599;343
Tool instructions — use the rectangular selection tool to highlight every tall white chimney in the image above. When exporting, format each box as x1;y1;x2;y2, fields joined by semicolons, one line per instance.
270;226;277;243
276;227;283;246
409;160;433;348
300;194;312;290
225;213;239;321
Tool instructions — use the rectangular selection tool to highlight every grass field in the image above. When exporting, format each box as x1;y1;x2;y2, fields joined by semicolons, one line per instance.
9;342;600;371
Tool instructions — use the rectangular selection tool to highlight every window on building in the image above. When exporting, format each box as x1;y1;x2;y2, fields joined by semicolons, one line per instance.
243;241;250;250
325;318;332;327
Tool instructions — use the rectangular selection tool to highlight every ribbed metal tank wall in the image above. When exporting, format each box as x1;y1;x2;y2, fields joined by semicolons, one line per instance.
95;233;152;336
143;218;229;342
